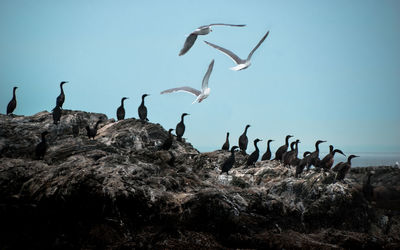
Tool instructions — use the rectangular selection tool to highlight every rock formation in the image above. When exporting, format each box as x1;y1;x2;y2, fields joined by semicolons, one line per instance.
0;110;399;249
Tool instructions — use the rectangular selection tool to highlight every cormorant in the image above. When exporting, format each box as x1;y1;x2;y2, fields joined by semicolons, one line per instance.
176;113;189;142
138;94;149;121
274;135;293;161
246;138;262;166
117;97;128;121
335;155;359;181
6;86;18;115
52;105;62;125
221;132;230;150
295;151;311;178
160;129;174;150
261;139;274;161
35;131;49;159
306;140;326;170
56;81;68;108
238;124;250;153
179;24;245;56
86;120;102;140
319;146;346;171
283;139;300;166
221;146;239;175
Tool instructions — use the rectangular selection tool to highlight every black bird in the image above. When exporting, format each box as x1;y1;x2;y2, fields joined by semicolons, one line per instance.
306;140;326;170
221;132;230;150
56;81;68;108
176;113;189;142
6;86;18;115
117;97;129;121
282;140;296;165
295;151;311;178
138;94;149;121
160;129;174;150
283;139;300;166
238;124;251;153
246;138;262;166
335;155;359;181
319;146;346;171
261;139;274;161
274;135;293;161
221;146;239;175
86;120;102;140
35;131;49;159
52;105;62;125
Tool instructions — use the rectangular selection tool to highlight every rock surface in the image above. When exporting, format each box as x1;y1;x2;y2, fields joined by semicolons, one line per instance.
0;110;399;249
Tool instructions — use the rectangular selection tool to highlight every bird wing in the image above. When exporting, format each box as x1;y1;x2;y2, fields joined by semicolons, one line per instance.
179;33;198;56
204;41;244;64
160;86;201;97
201;59;214;91
209;23;246;27
247;30;269;60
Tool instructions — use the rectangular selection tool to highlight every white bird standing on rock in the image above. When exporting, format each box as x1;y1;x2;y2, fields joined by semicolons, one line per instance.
179;23;246;56
204;30;269;71
160;60;214;104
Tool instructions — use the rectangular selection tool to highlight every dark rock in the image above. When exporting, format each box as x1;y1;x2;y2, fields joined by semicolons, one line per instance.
0;110;399;249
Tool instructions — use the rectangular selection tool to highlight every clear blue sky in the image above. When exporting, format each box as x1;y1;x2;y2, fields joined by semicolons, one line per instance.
1;0;399;154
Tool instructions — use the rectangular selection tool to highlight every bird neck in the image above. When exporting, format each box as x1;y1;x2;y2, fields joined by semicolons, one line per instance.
285;137;290;146
181;115;185;122
315;143;320;151
226;133;229;140
121;99;125;107
254;141;259;151
141;96;145;105
267;142;271;152
243;127;249;135
347;157;353;164
60;84;64;94
295;142;299;152
13;88;17;98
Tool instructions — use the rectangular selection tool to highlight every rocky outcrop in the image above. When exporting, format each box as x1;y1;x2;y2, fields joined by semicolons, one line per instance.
0;110;399;249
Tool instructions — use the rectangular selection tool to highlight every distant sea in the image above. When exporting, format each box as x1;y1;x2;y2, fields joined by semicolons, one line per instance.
198;147;400;168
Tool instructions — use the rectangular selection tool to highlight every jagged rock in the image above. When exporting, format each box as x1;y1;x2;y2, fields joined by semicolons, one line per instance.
0;110;399;249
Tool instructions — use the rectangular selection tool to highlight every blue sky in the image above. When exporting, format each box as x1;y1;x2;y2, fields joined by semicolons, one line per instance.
1;0;399;154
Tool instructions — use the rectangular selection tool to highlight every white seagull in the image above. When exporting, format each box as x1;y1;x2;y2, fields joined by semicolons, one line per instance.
179;23;246;56
161;60;214;104
204;30;270;71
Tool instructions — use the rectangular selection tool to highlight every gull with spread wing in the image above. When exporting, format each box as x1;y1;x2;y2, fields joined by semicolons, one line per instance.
179;23;246;56
204;30;269;71
161;60;214;104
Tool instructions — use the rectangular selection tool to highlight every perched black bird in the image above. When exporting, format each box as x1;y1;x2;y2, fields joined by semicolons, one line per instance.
306;140;326;170
246;138;262;166
221;132;230;150
238;124;251;153
221;146;239;175
138;94;149;121
283;139;300;166
35;131;49;159
160;128;174;150
52;105;62;125
86;120;102;140
6;86;18;115
56;81;68;108
295;151;311;178
334;155;359;181
176;113;189;142
274;135;293;161
261;139;274;161
117;97;129;121
319;146;346;171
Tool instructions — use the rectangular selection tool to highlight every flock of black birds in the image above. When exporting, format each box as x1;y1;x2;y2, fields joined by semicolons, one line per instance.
220;125;359;182
5;81;357;182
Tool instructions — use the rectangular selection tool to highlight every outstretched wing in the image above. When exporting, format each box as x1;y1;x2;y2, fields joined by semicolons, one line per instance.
179;33;198;56
204;41;244;64
161;86;201;97
247;30;269;60
202;59;214;91
209;23;246;27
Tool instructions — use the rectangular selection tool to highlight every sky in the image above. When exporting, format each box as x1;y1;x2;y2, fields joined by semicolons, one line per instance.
1;0;399;155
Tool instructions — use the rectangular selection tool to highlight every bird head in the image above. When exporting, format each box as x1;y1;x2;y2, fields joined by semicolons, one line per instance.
246;124;251;129
231;146;239;152
254;138;262;143
329;145;334;152
316;140;327;146
13;86;18;91
168;128;174;133
268;139;274;144
122;97;129;101
142;94;150;99
60;81;68;86
182;113;189;117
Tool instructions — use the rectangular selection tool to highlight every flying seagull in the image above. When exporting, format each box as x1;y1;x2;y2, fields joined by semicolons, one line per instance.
179;23;246;56
204;30;269;71
161;59;214;104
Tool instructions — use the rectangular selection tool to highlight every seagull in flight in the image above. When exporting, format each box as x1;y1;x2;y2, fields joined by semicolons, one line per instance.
204;30;269;71
161;60;214;104
179;23;246;56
